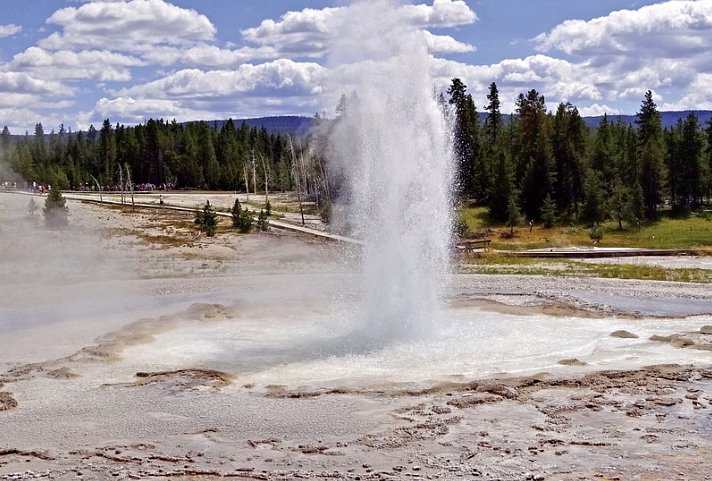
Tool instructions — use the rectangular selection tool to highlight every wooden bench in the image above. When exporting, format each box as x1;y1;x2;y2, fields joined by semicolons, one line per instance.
456;238;491;255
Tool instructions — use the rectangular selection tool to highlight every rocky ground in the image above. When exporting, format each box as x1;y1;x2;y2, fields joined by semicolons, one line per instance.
1;192;711;480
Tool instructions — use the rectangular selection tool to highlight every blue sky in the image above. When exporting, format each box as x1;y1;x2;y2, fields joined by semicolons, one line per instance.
0;0;710;133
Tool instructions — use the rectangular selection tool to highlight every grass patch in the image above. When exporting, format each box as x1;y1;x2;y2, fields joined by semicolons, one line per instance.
570;262;710;282
135;233;190;248
460;254;712;283
597;216;712;249
458;206;712;251
459;206;490;231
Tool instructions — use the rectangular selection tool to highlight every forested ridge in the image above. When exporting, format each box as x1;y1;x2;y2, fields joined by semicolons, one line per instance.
2;80;712;229
0;118;299;193
446;80;712;228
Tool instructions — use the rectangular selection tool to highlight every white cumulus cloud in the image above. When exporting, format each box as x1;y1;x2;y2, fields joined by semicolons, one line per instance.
0;24;22;38
39;0;216;52
116;60;325;99
534;0;712;58
140;44;277;68
9;47;144;81
0;71;69;95
402;0;477;27
242;0;477;58
660;73;712;110
423;31;475;54
88;96;213;124
577;103;622;117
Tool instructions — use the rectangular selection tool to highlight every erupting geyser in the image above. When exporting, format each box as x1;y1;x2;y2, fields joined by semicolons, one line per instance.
327;0;455;341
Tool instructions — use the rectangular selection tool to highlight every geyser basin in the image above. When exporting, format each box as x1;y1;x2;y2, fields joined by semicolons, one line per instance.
121;301;711;389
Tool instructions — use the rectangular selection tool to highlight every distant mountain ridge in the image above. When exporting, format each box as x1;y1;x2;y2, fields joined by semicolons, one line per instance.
5;111;711;141
226;111;712;135
581;110;712;129
479;110;712;130
204;115;315;136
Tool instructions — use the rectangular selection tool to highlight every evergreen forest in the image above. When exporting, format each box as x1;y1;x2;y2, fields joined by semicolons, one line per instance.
0;118;302;195
446;80;712;228
2;80;712;230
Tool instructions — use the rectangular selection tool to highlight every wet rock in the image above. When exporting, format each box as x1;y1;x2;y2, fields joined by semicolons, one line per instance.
610;330;638;339
431;405;451;414
0;391;18;411
293;445;330;455
558;358;587;366
133;369;233;392
650;335;672;342
670;336;695;348
46;367;80;379
648;333;711;349
475;383;519;399
447;393;501;408
648;397;682;407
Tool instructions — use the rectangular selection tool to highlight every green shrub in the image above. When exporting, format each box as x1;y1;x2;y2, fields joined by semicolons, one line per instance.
589;225;604;244
231;198;252;233
43;189;68;227
257;210;269;231
195;200;218;236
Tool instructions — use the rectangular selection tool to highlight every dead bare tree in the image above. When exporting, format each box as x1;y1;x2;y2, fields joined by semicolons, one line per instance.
287;135;306;226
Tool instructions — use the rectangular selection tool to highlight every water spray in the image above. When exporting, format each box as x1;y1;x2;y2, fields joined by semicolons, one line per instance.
326;0;455;341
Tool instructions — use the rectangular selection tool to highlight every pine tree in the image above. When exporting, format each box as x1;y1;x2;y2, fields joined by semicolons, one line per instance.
515;89;555;220
231;198;252;233
635;90;667;220
705;117;712;200
487;150;514;221
609;180;629;230
1;126;10;150
506;195;523;236
540;194;557;228
591;114;612;176
198;122;220;189
43;188;68;227
447;78;481;198
551;102;586;219
99;119;117;185
484;82;502;146
639;138;666;220
195;200;218;236
677;113;704;209
482;82;503;205
630;180;645;227
256;210;269;232
581;169;606;225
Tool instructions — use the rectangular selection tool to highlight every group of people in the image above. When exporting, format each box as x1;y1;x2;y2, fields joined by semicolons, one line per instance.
74;181;175;192
1;179;177;193
0;180;51;194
